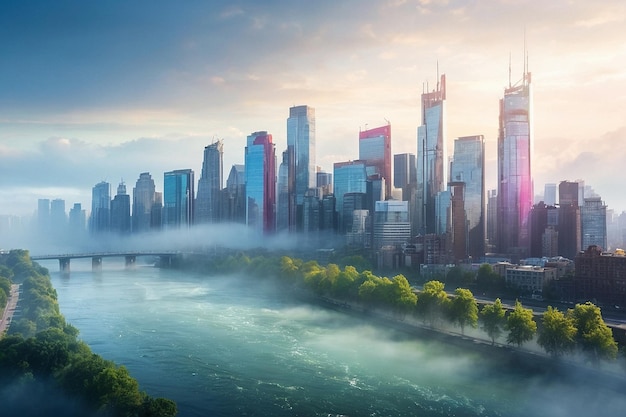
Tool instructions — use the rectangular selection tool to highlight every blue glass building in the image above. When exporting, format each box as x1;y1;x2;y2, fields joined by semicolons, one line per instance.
287;105;315;230
245;131;276;234
163;169;195;229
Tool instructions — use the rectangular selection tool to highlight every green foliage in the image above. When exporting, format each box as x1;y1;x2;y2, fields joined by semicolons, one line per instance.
538;306;577;357
505;300;537;347
475;264;504;294
415;280;450;327
480;298;506;345
448;288;478;334
568;302;618;361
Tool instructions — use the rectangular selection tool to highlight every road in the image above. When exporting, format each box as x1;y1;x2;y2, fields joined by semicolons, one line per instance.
0;284;20;336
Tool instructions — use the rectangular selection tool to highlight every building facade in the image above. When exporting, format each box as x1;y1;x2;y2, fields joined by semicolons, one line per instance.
333;160;368;233
359;123;392;198
417;74;446;235
132;172;156;233
497;70;532;258
287;105;315;230
245;131;276;234
163;169;195;229
90;181;111;234
195;140;223;224
450;135;485;259
581;196;607;250
111;181;131;234
373;200;411;249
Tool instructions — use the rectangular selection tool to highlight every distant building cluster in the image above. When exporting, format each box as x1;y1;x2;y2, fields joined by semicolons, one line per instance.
15;64;626;303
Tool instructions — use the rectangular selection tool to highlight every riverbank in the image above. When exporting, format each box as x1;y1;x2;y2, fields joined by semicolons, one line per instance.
295;290;626;393
0;284;20;336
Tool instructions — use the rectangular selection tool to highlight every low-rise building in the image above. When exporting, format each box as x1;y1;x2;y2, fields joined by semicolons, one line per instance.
505;265;557;294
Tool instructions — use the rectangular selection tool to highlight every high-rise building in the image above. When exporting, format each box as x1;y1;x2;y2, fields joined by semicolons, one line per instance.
90;181;111;233
558;180;581;260
486;190;498;251
195;140;223;224
163;169;195;229
111;181;131;234
333;160;367;233
69;203;86;236
151;192;163;230
287;105;315;230
394;153;416;190
132;172;156;233
359;123;391;198
50;198;67;238
316;169;332;196
497;67;532;258
581;196;607;251
222;164;246;224
544;183;557;206
450;135;485;258
37;199;50;234
276;150;292;233
245;131;276;234
417;74;446;235
373;200;411;249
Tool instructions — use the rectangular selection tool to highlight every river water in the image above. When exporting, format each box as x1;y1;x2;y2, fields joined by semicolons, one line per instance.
42;259;626;417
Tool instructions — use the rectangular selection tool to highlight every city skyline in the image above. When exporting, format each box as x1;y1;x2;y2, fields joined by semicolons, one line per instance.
1;1;626;217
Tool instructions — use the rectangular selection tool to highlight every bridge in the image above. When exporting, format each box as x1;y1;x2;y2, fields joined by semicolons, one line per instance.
31;251;182;273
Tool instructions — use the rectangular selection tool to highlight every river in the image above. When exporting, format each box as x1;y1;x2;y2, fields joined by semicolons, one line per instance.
41;258;626;417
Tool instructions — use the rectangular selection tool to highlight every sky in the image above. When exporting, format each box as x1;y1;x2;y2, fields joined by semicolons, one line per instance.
1;0;626;218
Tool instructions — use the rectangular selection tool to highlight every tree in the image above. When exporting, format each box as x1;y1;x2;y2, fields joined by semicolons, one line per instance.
415;280;449;327
568;302;618;361
505;300;537;347
537;306;577;357
390;274;417;315
448;288;478;334
480;298;506;345
475;263;503;294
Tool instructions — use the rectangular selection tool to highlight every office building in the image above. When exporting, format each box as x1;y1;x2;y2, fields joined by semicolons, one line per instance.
417;74;447;235
276;150;292;233
69;203;86;235
245;131;276;234
90;181;111;233
450;135;485;258
575;246;626;307
558;180;581;260
373;200;411;249
359;123;392;198
394;153;416;190
195;140;223;224
222;164;246;224
544;183;557;206
132;172;156;233
163;169;195;229
333;160;368;233
287;105;316;230
111;181;131;234
497;67;532;258
50;198;67;237
581;196;607;250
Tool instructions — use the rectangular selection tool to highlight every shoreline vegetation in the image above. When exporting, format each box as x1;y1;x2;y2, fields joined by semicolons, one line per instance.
179;251;626;382
0;249;177;417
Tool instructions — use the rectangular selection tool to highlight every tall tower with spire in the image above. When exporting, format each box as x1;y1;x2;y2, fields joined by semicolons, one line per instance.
416;73;446;235
497;55;532;258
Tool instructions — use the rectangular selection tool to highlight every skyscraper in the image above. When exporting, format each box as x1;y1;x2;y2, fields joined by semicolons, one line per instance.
581;196;607;250
359;123;391;198
195;140;223;224
163;169;195;229
333;160;368;233
450;135;485;258
50;198;67;238
245;131;276;234
222;164;246;224
111;181;131;234
417;74;446;235
393;153;416;190
558;180;581;260
69;203;86;235
276;150;291;233
497;66;532;258
132;172;156;233
90;181;111;233
287;105;316;230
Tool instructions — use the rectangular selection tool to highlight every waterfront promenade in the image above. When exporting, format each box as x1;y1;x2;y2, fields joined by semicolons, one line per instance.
0;284;20;336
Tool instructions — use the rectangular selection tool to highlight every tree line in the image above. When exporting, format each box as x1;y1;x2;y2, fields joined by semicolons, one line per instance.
184;252;620;364
0;249;177;417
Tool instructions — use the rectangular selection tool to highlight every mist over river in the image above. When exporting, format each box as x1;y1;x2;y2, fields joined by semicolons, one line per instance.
41;259;626;417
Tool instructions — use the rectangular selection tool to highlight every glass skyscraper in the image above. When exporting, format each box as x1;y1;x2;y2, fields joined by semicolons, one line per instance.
581;196;607;251
195;140;223;224
132;172;156;233
111;181;131;234
497;69;532;258
359;123;391;198
245;131;276;234
287;105;315;230
163;169;195;229
450;135;485;258
417;74;446;235
90;181;110;233
333;160;367;233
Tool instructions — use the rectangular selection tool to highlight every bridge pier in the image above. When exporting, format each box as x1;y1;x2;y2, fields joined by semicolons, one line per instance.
125;255;136;269
92;257;102;271
159;255;172;268
59;258;70;274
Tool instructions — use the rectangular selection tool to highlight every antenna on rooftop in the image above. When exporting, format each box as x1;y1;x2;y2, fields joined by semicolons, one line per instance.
436;60;440;91
508;53;512;88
